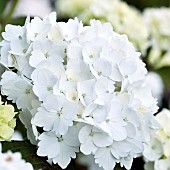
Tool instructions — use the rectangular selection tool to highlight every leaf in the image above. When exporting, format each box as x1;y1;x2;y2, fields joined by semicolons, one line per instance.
2;141;76;170
9;17;26;26
157;67;170;88
0;0;8;17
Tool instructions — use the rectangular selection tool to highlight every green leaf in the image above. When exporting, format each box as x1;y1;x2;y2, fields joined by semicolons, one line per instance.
2;141;76;170
157;67;170;88
9;17;26;26
0;0;8;17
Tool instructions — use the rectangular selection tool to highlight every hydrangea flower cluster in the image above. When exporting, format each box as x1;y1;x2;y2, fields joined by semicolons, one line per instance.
143;109;170;170
56;0;149;55
143;7;170;68
0;143;33;170
0;96;17;141
0;12;158;170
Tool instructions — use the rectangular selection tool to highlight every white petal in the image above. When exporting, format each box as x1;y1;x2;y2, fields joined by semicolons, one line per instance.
80;137;97;155
79;125;92;143
93;132;113;147
94;147;116;170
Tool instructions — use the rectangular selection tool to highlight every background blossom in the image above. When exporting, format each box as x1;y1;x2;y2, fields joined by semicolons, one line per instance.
143;109;170;170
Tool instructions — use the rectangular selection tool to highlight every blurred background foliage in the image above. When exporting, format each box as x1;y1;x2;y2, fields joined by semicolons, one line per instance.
125;0;170;10
0;0;169;32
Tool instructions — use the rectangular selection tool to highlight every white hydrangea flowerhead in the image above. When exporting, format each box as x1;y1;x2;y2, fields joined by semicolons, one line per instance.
56;0;149;55
0;12;158;170
143;7;170;51
143;109;170;170
0;143;33;170
143;7;170;68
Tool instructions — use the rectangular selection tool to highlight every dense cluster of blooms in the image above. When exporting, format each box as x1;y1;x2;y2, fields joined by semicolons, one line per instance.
143;109;170;170
56;0;149;55
0;96;17;141
143;7;170;51
57;0;170;69
0;143;33;170
0;12;158;170
143;7;170;68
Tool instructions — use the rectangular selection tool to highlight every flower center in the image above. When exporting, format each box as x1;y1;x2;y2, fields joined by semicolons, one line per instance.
47;86;53;91
5;156;13;162
89;130;94;137
57;136;63;142
25;88;31;94
57;107;63;116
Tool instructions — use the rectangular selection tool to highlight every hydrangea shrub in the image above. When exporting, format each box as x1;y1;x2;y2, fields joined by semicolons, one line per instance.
0;12;158;170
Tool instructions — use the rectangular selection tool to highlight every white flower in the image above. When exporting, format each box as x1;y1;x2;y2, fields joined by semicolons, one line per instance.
2;25;24;42
163;139;170;157
155;109;170;137
144;162;154;170
94;146;116;170
32;94;78;135
0;23;33;78
0;12;158;170
66;59;93;82
104;100;127;141
77;79;96;106
26;16;51;41
143;109;170;170
82;103;107;124
79;125;113;155
154;158;170;170
37;124;81;169
120;155;133;170
82;37;107;65
56;0;149;54
143;7;170;68
58;18;84;41
29;40;65;67
1;71;37;109
33;57;65;78
31;68;58;101
143;7;170;51
0;144;34;170
143;138;162;161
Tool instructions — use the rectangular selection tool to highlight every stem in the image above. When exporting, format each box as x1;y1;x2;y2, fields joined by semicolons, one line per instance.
1;0;19;31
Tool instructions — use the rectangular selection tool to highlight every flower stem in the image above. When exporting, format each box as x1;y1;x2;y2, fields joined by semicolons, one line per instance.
1;0;19;32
